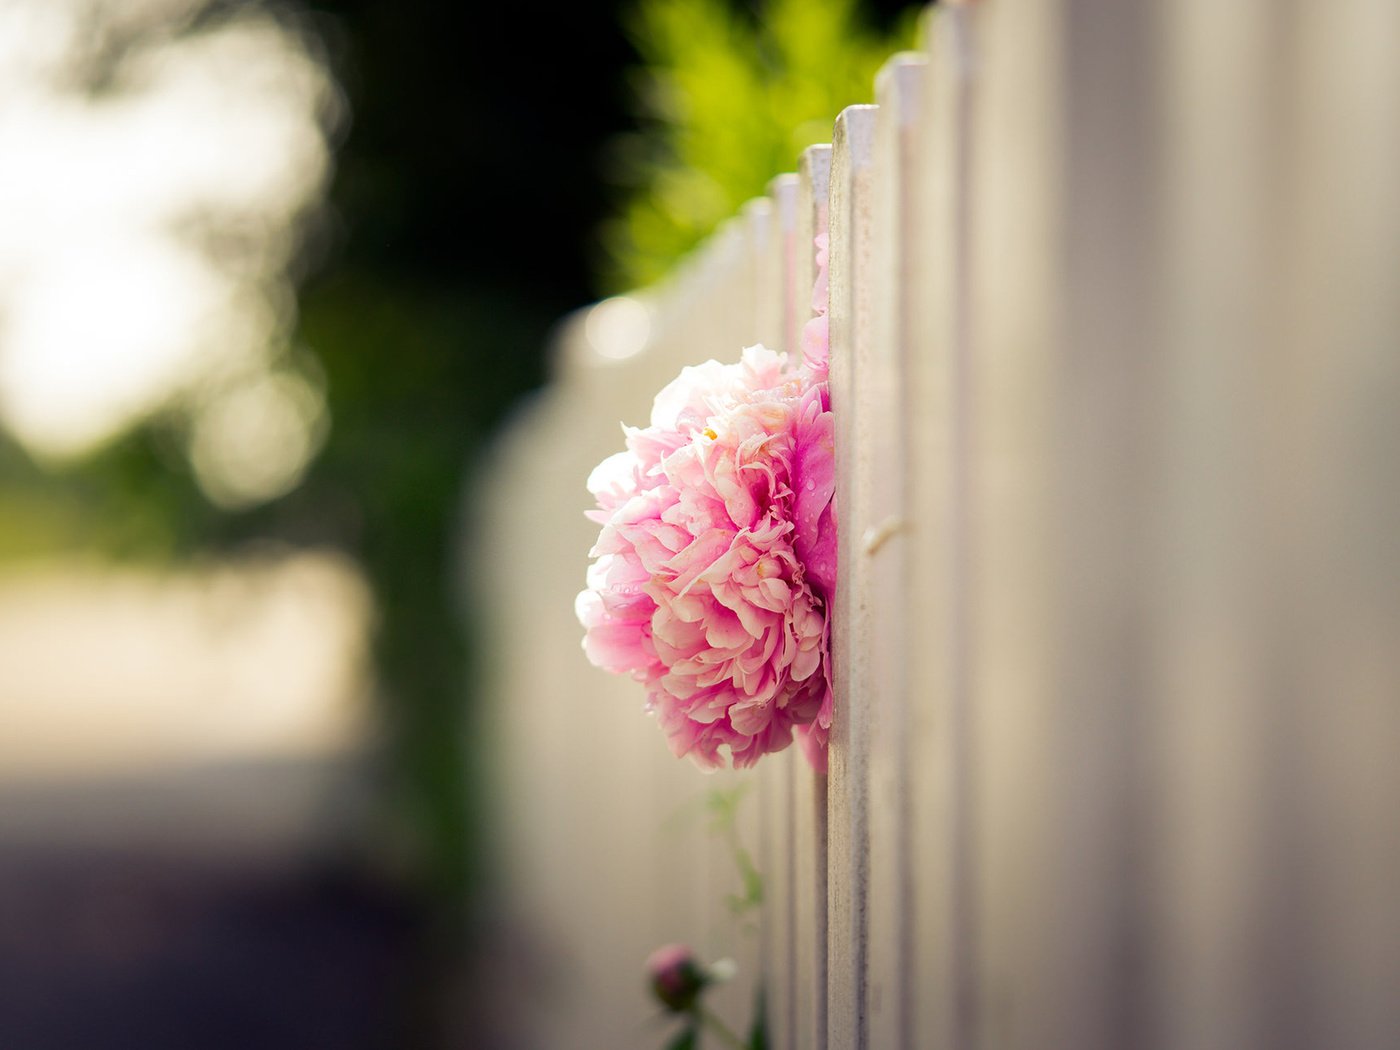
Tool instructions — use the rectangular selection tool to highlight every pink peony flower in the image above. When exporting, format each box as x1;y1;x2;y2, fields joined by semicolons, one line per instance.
577;335;836;771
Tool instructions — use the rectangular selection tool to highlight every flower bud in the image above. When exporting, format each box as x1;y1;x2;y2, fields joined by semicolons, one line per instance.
646;943;707;1013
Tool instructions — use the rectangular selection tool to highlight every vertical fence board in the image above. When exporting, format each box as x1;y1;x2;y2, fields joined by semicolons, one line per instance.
703;206;768;1036
1153;4;1287;1049
745;200;777;1021
908;8;975;1049
747;197;778;349
864;54;924;1050
759;173;799;1050
966;1;1166;1047
1279;4;1400;1047
964;1;1065;1047
827;102;878;1050
769;175;799;357
760;750;795;1050
642;270;739;1046
1055;2;1163;1048
791;142;831;1050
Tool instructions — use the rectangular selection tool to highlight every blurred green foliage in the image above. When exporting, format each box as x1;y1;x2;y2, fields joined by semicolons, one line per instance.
604;0;919;290
0;429;205;565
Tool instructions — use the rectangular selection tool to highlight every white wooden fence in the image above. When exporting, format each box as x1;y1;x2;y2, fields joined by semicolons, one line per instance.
479;3;1400;1047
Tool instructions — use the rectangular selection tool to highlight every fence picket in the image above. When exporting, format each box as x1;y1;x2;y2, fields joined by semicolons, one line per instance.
962;1;1064;1046
700;208;766;1036
865;53;925;1050
1285;8;1400;1047
826;102;878;1050
907;8;975;1049
758;174;799;1050
791;142;832;1050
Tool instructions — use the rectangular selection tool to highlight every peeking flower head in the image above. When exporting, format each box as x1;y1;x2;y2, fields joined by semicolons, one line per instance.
577;336;835;771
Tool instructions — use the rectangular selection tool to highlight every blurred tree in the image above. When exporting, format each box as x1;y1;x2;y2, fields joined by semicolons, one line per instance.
603;0;919;290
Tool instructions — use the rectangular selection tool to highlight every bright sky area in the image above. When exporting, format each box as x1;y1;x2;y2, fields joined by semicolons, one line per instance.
0;0;367;782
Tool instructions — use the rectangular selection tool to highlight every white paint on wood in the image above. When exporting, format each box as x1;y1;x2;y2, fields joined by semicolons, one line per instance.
1283;7;1400;1047
759;172;799;1050
865;53;925;1050
963;1;1065;1047
791;142;832;1050
827;102;878;1050
909;8;977;1049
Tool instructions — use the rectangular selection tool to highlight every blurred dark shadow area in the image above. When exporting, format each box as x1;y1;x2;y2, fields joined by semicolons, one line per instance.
0;0;635;1045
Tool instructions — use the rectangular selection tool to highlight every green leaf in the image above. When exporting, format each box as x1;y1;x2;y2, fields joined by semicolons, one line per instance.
666;1022;700;1050
604;0;918;292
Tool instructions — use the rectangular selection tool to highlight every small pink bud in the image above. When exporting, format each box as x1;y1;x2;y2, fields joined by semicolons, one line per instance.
646;943;707;1013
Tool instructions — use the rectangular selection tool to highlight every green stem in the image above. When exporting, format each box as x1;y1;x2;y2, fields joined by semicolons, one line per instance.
695;1005;747;1050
